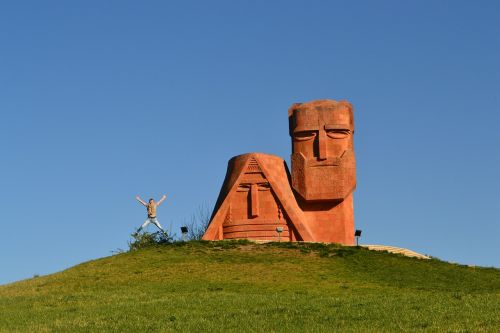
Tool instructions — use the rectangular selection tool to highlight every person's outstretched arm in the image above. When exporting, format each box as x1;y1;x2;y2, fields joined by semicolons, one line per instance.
157;195;167;206
136;196;148;206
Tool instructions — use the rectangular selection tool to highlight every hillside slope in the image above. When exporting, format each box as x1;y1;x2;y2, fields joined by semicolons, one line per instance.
0;241;499;332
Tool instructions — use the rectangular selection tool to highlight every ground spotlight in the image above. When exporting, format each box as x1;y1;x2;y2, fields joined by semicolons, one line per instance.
181;226;188;241
354;229;362;246
276;227;284;242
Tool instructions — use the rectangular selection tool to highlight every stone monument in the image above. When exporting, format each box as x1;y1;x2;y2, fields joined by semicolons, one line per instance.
203;99;356;245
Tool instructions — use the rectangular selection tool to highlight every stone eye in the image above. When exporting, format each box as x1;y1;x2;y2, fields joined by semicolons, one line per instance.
326;129;350;139
237;184;251;192
257;183;270;191
294;131;316;141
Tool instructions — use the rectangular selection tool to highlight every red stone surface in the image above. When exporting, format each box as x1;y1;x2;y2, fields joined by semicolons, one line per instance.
203;99;356;245
203;153;314;242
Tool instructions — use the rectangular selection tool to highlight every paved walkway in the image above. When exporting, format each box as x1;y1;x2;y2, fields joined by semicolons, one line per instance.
362;244;430;259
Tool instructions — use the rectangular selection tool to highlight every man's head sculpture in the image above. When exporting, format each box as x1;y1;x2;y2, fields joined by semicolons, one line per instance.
288;100;356;202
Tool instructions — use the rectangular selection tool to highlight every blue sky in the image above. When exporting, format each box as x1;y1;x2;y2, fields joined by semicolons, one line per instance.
1;1;499;284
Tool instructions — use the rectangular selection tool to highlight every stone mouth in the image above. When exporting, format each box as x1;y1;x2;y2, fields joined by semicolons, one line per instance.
307;150;346;167
310;162;340;167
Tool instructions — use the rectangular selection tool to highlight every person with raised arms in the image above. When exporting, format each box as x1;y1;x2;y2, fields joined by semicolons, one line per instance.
135;195;167;234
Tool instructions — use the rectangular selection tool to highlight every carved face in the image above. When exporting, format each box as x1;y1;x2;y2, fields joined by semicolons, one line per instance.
231;172;277;220
223;162;289;240
289;101;356;201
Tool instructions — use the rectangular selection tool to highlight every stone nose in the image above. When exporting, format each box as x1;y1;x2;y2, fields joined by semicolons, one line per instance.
317;129;327;160
250;184;259;217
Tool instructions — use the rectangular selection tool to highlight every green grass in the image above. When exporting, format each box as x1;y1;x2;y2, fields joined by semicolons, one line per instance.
0;241;499;332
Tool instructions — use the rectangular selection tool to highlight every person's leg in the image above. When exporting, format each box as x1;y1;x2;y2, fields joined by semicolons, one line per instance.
151;218;166;233
137;219;151;233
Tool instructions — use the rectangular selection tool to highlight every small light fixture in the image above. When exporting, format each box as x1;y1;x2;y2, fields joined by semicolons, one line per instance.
276;227;284;242
354;229;362;246
181;226;188;241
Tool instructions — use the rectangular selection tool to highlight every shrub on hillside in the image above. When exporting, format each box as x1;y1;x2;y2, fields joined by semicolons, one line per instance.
185;204;211;240
128;231;173;251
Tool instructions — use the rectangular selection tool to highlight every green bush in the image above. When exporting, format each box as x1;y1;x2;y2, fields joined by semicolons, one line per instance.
128;231;173;251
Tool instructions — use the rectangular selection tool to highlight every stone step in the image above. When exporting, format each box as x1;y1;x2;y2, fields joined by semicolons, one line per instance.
362;244;430;259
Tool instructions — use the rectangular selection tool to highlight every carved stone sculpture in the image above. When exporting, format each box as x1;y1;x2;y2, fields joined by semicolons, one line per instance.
203;99;356;244
288;100;356;244
203;153;314;241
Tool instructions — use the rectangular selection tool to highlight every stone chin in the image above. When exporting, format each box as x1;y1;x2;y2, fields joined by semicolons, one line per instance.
291;152;356;202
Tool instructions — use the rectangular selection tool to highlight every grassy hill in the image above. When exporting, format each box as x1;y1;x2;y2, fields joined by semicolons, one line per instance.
0;241;498;332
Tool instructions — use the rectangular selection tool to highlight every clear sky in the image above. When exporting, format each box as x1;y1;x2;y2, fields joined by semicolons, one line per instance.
1;1;499;284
